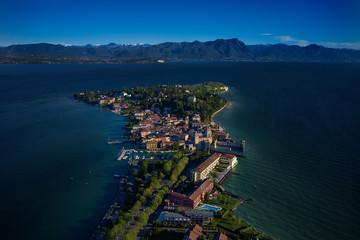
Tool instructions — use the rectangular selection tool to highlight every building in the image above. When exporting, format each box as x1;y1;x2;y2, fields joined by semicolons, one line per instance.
166;178;214;209
120;91;128;97
219;154;238;168
140;129;152;138
191;153;222;182
183;224;202;240
185;210;214;224
216;132;229;141
188;96;197;102
188;178;214;207
213;232;228;240
157;211;190;224
146;140;166;151
134;110;145;120
191;113;201;122
166;191;195;209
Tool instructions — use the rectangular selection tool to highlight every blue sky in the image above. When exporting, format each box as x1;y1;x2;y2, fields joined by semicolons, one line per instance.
1;0;360;49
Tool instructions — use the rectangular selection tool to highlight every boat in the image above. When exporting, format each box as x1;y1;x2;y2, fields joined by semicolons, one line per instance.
113;174;122;179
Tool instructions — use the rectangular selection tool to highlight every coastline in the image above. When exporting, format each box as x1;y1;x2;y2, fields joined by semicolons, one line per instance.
211;101;231;120
77;83;273;240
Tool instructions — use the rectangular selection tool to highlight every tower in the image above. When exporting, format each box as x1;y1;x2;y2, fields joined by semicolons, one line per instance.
241;140;246;152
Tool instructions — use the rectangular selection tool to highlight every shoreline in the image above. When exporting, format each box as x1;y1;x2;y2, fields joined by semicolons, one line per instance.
211;101;231;120
76;83;273;240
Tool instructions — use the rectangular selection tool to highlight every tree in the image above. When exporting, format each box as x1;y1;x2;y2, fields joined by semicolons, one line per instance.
162;160;173;175
205;192;210;202
137;213;149;226
172;142;180;150
141;160;149;175
140;196;146;204
180;175;187;182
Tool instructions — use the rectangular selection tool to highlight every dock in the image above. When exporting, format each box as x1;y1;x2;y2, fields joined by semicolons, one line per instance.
220;187;253;211
117;147;126;160
117;148;136;160
108;140;123;144
216;166;233;184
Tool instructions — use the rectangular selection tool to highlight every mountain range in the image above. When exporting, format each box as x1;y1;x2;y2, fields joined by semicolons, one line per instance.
1;38;360;63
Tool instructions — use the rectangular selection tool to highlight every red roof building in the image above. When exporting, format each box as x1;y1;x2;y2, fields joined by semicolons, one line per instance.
183;224;202;240
166;178;213;209
213;232;228;240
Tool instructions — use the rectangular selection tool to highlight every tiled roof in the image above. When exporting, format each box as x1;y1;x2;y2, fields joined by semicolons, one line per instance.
214;232;228;240
183;224;202;240
194;153;222;173
220;154;236;159
169;191;188;199
188;178;213;201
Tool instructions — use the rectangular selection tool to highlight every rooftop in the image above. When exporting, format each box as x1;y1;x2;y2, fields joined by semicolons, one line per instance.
220;154;236;159
185;210;214;218
188;178;213;201
183;224;202;240
193;153;222;173
214;232;228;240
158;211;189;222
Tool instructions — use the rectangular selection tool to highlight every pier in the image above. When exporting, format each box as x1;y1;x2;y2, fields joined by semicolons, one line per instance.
216;166;233;184
108;140;133;144
117;147;126;160
108;140;123;144
221;188;253;211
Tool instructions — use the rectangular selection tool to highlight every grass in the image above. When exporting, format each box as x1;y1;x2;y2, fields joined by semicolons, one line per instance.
216;211;249;231
218;163;229;168
207;191;238;210
213;211;275;240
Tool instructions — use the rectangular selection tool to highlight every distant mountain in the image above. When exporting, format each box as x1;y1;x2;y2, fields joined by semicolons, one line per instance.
0;43;147;59
1;39;360;63
116;38;254;61
248;44;360;62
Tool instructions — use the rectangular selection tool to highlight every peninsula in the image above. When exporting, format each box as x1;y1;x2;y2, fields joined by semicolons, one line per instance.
75;82;273;240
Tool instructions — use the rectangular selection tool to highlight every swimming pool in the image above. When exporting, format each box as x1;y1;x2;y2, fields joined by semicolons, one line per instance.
196;204;222;212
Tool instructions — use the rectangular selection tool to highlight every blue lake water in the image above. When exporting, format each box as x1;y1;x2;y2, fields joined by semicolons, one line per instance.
0;63;359;239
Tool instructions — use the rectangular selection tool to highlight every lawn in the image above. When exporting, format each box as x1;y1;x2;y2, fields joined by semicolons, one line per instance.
207;191;238;210
215;212;274;240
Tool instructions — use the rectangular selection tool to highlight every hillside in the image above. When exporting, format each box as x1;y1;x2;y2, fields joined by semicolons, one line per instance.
1;39;360;63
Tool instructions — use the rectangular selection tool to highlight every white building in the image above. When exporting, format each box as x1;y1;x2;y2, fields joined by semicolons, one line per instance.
220;154;238;168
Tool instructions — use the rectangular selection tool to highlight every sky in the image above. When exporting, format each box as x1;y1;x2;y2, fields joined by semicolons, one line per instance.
1;0;360;49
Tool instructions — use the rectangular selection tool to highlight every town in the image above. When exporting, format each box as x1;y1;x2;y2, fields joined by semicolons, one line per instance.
75;83;272;240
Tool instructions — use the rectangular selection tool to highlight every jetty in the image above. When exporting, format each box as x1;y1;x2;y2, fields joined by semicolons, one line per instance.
220;188;253;211
108;140;133;144
117;147;126;160
107;140;123;144
216;166;233;184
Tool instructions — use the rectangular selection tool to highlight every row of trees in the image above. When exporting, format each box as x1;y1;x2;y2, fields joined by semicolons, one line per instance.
124;185;169;240
105;149;191;240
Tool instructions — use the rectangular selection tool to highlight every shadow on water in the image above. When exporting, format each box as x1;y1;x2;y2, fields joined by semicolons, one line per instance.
59;166;125;240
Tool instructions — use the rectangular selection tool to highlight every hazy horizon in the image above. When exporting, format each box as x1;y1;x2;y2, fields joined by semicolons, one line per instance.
1;0;359;49
1;38;360;51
